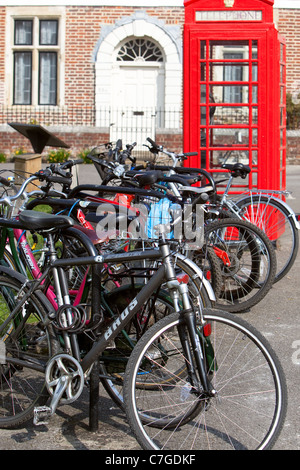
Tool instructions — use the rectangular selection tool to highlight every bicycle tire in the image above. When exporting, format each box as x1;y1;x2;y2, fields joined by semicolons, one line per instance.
204;218;277;312
0;272;59;428
1;248;19;271
124;308;287;450
235;195;299;282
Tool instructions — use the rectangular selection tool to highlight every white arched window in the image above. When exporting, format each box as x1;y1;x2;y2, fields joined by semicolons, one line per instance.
117;38;163;62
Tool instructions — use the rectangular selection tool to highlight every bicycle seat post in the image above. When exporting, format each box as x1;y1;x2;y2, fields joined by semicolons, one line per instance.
220;173;234;204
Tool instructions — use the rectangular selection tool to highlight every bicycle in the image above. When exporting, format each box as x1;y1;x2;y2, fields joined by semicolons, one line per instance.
0;171;215;410
0;208;287;450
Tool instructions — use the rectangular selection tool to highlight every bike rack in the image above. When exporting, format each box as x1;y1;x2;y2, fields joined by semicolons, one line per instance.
89;360;100;431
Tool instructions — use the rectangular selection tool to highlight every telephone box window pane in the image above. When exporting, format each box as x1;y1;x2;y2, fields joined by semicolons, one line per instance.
280;107;285;126
200;41;206;60
252;151;258;166
200;85;207;103
280;65;285;83
220;149;249;165
212;106;249;125
210;150;249;168
252;128;258;145
210;63;249;82
14;52;32;104
280;149;284;166
200;63;206;81
210;128;249;147
251;169;258;184
39;52;57;105
14;20;33;45
252;107;258;124
252;85;258;103
209;40;249;60
252;41;258;59
211;85;249;103
40;20;58;45
252;64;258;81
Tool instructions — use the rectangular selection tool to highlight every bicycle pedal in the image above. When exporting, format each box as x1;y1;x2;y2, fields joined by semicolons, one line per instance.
33;405;52;426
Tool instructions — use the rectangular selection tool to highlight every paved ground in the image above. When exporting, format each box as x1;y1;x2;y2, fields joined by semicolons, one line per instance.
0;162;299;451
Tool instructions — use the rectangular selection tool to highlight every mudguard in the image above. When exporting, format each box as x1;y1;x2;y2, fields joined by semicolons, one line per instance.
175;252;216;302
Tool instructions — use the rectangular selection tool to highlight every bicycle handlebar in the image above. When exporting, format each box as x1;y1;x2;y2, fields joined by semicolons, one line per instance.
0;175;11;187
0;158;82;207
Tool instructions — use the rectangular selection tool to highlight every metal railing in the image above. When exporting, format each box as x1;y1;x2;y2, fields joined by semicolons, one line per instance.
0;105;183;129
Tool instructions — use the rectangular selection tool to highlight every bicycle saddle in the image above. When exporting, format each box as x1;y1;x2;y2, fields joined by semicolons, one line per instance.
134;170;200;188
222;163;251;179
19;210;74;230
134;170;161;187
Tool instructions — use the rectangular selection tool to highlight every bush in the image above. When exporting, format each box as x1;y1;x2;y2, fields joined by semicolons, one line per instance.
14;147;26;156
77;148;92;164
0;153;6;163
47;148;71;163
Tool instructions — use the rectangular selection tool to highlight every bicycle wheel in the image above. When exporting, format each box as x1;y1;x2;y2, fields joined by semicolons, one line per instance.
235;195;299;282
124;309;287;450
204;218;276;312
0;272;59;428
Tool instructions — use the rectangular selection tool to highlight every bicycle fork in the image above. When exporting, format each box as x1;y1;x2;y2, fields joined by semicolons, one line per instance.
160;238;216;399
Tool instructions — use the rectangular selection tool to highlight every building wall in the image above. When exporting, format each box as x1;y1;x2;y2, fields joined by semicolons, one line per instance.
275;8;300;93
0;4;299;162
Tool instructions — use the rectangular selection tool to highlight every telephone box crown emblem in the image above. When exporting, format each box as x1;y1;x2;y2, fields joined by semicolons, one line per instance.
224;0;235;7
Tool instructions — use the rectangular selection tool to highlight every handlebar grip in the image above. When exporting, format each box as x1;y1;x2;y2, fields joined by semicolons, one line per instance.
146;137;159;149
60;159;83;169
47;175;73;186
0;176;11;187
116;139;123;150
71;158;83;165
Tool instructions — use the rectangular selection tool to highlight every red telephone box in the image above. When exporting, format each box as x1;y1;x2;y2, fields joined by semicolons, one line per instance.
183;0;286;193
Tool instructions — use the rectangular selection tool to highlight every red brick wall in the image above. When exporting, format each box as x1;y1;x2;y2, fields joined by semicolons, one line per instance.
277;9;300;92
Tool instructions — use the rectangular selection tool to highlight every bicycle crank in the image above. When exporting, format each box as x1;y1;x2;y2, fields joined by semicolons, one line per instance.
34;354;84;426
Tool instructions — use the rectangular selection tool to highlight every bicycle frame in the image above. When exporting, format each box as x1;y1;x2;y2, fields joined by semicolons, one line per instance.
0;239;211;395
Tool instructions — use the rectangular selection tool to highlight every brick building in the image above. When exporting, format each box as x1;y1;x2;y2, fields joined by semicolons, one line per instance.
0;0;299;163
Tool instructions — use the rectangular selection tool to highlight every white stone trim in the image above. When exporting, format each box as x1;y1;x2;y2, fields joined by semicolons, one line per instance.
94;12;182;128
